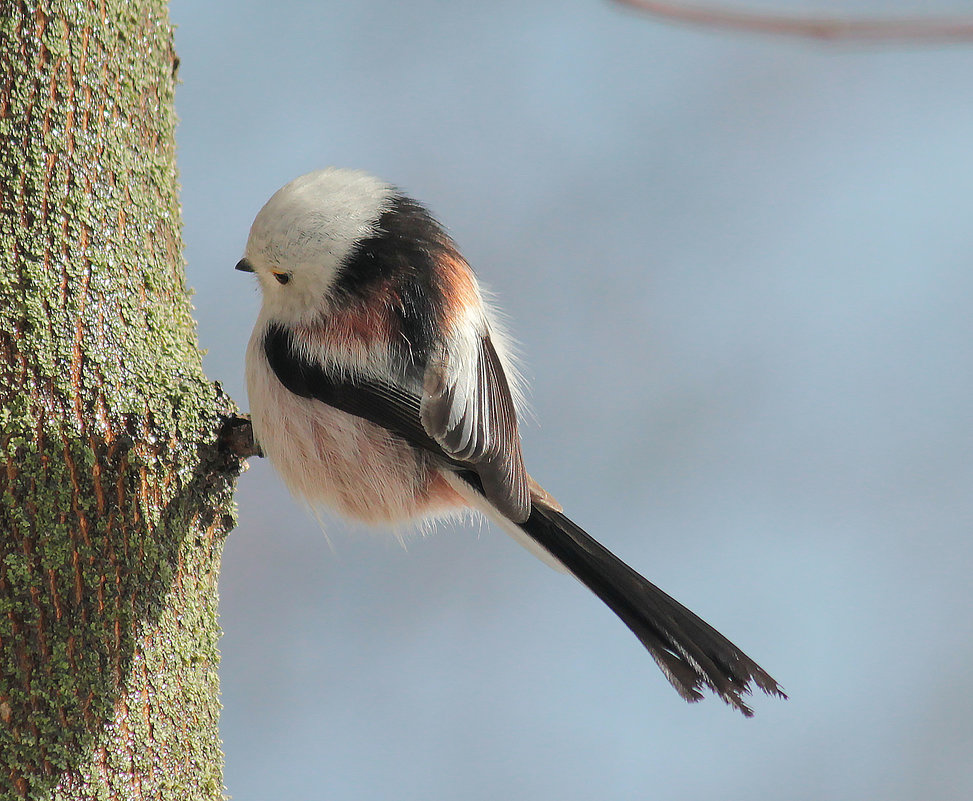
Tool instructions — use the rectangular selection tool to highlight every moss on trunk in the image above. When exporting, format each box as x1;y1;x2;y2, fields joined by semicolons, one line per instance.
0;2;239;797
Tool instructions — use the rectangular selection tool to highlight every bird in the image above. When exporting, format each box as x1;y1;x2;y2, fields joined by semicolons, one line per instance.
237;167;785;716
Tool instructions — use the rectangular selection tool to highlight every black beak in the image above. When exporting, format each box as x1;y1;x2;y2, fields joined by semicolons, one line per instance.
235;258;255;273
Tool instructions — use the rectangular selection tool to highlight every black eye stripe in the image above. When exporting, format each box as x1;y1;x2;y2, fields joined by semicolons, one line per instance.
273;272;291;285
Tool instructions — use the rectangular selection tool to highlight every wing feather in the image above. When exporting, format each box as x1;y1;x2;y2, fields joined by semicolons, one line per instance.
421;332;530;522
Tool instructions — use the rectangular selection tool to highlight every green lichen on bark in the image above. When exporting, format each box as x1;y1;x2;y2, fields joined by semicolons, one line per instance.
0;2;238;798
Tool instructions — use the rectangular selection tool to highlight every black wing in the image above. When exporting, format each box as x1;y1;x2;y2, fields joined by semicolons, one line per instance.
263;323;528;521
263;322;445;457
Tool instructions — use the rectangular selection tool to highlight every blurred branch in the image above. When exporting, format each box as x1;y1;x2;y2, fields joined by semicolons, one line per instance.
614;0;973;42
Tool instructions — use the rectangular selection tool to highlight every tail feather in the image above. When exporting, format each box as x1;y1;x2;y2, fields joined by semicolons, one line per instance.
447;470;785;716
524;503;785;716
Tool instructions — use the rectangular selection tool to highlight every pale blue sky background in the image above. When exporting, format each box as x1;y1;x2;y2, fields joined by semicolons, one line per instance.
171;2;973;799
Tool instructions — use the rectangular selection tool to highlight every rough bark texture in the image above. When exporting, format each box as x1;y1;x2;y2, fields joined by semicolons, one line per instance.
0;1;241;798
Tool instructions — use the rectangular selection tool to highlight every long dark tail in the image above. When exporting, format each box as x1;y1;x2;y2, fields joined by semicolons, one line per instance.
520;501;785;716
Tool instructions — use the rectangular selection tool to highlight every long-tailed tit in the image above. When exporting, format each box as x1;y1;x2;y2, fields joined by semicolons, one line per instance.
237;168;784;715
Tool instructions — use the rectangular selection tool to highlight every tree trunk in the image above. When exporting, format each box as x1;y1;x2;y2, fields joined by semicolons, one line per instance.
0;2;240;797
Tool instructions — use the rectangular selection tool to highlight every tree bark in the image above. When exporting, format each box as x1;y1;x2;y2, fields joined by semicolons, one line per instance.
0;2;241;797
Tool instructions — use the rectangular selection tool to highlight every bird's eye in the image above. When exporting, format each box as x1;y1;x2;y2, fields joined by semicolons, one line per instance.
272;272;291;285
